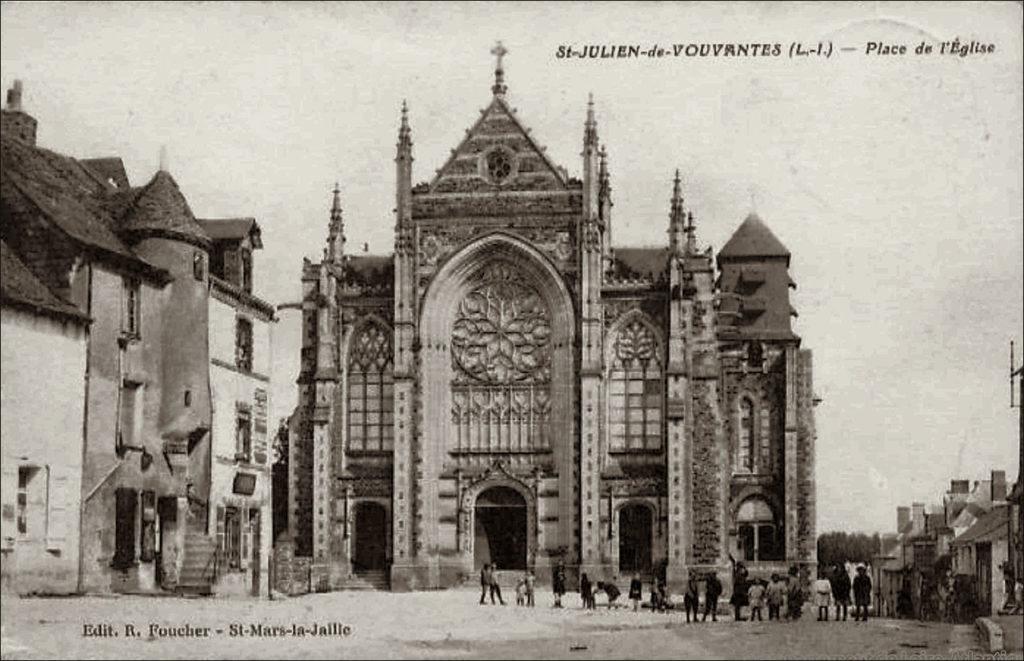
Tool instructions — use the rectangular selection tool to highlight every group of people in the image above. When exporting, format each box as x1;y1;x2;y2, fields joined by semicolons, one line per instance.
810;563;873;622
726;562;808;622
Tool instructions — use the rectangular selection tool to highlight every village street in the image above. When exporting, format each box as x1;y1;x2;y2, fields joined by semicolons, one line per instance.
1;588;1014;660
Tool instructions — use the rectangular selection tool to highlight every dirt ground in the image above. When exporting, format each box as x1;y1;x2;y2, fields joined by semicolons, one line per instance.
0;588;1016;660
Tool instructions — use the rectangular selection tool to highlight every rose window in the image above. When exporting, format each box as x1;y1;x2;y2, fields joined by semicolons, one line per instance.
485;149;513;184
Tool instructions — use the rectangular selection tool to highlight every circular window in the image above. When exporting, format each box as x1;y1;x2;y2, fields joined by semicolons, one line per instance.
485;149;513;184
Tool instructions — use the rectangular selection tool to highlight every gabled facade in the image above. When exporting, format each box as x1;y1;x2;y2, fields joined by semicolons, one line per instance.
287;54;818;593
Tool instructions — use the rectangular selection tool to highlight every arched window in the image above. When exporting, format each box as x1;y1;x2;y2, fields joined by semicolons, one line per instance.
347;322;393;452
737;498;780;561
608;319;663;452
736;397;756;473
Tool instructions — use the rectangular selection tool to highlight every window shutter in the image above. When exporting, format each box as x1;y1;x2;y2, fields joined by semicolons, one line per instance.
1;463;17;550
241;508;250;570
46;466;70;551
216;506;226;555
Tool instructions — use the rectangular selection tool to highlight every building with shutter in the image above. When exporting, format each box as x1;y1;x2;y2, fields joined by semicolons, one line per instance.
202;217;275;597
0;81;272;595
285;51;819;593
1;241;89;594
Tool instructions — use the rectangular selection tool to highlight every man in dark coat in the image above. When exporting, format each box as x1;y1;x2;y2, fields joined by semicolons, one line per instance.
489;561;505;605
580;572;594;609
629;573;643;612
552;561;566;608
684;575;700;623
703;572;722;622
852;565;872;621
730;560;749;621
831;564;852;621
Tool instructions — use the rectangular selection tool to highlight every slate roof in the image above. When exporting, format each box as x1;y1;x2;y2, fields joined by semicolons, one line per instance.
952;505;1009;546
198;217;262;248
0;240;87;321
609;247;669;282
120;171;211;248
342;254;393;290
718;213;791;263
80;157;130;190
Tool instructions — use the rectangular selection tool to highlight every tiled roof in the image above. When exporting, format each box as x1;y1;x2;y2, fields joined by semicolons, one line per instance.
120;171;211;248
718;213;790;261
609;247;669;282
0;240;87;321
198;217;262;248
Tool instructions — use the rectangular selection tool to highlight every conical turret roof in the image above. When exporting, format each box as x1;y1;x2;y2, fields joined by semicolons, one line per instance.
120;170;210;247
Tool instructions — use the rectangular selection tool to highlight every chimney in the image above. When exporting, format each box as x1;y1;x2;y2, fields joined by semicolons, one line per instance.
912;502;926;534
897;506;910;532
991;470;1007;502
1;79;38;146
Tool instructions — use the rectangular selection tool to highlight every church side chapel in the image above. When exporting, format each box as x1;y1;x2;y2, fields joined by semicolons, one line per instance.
286;44;818;593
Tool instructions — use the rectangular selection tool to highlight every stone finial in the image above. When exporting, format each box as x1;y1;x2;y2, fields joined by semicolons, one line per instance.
327;182;345;264
584;92;598;147
158;145;169;172
491;41;508;96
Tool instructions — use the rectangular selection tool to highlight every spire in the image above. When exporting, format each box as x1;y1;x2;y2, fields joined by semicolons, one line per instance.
598;145;609;191
327;181;345;265
491;41;508;96
5;80;23;111
669;169;687;255
397;99;412;149
584;92;598;148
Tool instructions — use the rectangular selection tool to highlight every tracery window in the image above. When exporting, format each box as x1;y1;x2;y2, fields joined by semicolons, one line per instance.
450;262;551;453
608;319;663;452
736;397;756;473
347;322;394;452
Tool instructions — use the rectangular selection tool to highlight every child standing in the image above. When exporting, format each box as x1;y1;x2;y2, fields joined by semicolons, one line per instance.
525;571;536;607
515;575;526;606
748;579;766;622
629;573;643;612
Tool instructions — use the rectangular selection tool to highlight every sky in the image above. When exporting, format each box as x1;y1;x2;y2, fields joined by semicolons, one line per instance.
2;1;1021;535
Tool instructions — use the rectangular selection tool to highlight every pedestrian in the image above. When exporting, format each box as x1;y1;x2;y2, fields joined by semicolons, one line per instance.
748;578;766;622
683;574;700;623
830;563;851;621
629;572;643;612
489;561;505;605
515;574;526;606
525;570;536;608
730;561;749;621
479;563;492;605
601;580;622;608
852;565;872;622
552;561;566;608
766;574;785;621
787;575;805;620
813;574;833;621
703;571;722;622
580;572;593;610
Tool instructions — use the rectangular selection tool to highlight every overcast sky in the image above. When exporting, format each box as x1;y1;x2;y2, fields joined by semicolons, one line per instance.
2;1;1021;535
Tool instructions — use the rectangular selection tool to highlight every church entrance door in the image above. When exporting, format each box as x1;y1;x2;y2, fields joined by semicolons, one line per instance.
619;504;653;573
474;486;527;571
352;502;387;572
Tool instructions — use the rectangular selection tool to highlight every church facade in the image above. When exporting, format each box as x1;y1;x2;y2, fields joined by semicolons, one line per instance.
286;54;817;592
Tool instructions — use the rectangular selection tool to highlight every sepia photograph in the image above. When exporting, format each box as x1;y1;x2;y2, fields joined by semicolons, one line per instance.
0;1;1021;659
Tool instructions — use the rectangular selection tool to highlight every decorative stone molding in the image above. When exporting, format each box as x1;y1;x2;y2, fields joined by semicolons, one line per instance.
456;460;540;567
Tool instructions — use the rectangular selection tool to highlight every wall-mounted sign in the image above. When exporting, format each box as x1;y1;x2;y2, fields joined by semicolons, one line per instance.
233;472;257;496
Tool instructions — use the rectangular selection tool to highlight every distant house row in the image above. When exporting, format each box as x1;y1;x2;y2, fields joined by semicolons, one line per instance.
872;469;1018;619
0;82;276;596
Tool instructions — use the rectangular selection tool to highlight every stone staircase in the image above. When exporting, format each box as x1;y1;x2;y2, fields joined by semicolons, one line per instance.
176;533;219;595
336;570;389;591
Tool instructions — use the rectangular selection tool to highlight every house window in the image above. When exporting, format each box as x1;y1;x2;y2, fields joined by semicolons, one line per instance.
240;249;253;293
347;322;394;452
236;407;252;462
224;506;242;570
235;318;253;372
193;251;205;281
608;319;663;452
113;488;137;569
736;398;756;473
122;278;141;337
16;467;32;535
140;491;156;562
736;498;781;561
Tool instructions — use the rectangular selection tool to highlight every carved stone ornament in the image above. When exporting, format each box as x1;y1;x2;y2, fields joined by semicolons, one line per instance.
451;262;551;384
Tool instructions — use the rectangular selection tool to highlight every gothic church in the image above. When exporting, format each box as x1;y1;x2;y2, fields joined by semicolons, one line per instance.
287;49;818;592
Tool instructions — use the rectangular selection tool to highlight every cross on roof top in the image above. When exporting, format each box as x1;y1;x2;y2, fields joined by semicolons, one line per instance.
491;41;508;68
491;41;508;96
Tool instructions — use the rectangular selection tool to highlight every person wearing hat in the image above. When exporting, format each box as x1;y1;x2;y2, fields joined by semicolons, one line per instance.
852;564;872;621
